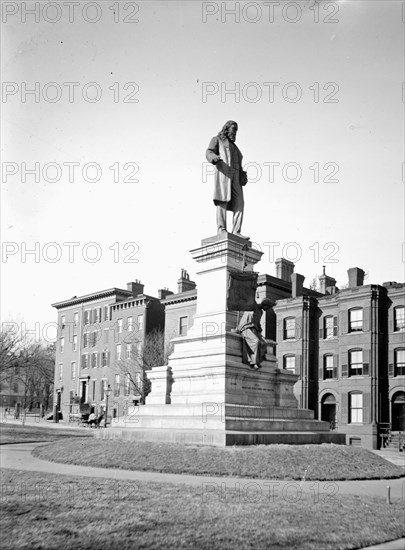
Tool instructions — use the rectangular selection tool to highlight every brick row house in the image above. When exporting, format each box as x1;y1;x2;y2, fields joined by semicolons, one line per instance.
53;263;404;448
52;280;165;422
273;266;405;449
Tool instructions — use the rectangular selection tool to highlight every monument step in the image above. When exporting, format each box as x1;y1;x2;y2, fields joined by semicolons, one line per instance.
95;427;346;447
113;414;330;432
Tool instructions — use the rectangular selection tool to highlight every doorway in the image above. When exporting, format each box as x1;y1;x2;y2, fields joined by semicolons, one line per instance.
321;393;337;429
391;392;405;431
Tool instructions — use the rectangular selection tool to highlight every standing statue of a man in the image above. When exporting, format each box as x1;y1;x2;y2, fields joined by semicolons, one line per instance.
206;120;248;238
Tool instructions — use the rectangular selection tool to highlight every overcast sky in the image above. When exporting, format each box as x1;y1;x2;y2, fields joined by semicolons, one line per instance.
1;0;403;341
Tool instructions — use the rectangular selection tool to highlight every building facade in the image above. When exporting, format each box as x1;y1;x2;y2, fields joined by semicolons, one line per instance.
52;263;404;448
52;280;165;422
274;267;405;449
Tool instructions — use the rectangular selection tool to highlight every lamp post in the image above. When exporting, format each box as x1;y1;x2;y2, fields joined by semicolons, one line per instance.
104;384;112;428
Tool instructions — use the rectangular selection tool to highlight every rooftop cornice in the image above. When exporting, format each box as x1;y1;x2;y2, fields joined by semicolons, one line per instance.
52;288;132;309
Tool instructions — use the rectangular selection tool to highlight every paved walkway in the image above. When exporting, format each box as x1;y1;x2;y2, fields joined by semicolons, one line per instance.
1;440;404;549
1;441;404;501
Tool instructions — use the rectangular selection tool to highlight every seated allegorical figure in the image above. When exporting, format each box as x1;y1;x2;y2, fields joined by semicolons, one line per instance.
236;298;272;370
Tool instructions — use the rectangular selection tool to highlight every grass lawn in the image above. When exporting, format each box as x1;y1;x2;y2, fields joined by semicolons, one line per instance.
0;423;93;445
1;468;404;550
33;439;404;481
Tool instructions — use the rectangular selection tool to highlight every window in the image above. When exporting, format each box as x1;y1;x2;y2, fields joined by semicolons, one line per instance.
104;305;110;321
81;354;89;369
104;328;109;343
349;350;363;376
89;331;97;347
136;342;142;357
102;350;110;367
283;318;296;340
126;343;132;359
58;363;63;381
92;380;96;401
61;315;66;329
116;344;122;361
137;314;144;331
394;307;405;332
127;317;133;332
84;310;91;325
95;307;102;323
60;337;65;353
124;373;130;396
71;361;76;379
13;382;19;393
91;352;99;368
349;393;363;423
114;374;120;397
323;355;334;379
179;316;188;336
74;312;79;326
73;335;78;352
395;349;405;376
349;308;363;332
283;355;295;373
118;319;123;334
83;333;89;348
323;316;337;339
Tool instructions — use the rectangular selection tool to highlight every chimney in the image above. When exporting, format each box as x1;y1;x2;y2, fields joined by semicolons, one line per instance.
291;273;305;298
158;288;174;300
177;269;196;293
319;266;337;295
347;267;365;288
127;279;144;296
275;258;295;283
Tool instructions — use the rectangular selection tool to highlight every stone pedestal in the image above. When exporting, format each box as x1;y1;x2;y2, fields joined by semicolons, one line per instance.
108;234;345;446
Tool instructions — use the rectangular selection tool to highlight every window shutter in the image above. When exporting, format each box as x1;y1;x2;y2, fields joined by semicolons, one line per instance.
341;361;348;378
106;351;110;367
340;392;348;424
363;349;370;376
340;311;347;334
295;354;301;377
388;363;394;377
363;307;370;332
333;316;338;337
333;354;339;379
363;393;370;424
319;326;324;340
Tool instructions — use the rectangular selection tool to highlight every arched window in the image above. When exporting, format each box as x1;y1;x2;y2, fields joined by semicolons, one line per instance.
349;308;363;332
283;317;296;340
349;349;363;376
394;307;405;332
283;355;295;373
349;392;363;424
323;354;335;379
323;316;337;339
395;349;405;376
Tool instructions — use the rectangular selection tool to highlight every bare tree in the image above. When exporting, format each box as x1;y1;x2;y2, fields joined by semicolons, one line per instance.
0;322;24;381
0;322;54;412
115;329;172;403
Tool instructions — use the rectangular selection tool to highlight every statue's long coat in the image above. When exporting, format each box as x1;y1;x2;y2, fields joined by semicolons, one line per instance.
206;136;243;209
